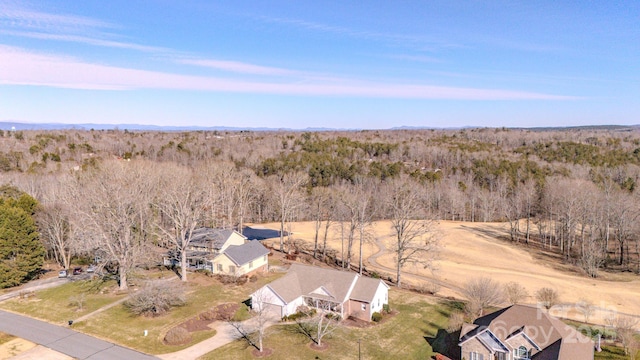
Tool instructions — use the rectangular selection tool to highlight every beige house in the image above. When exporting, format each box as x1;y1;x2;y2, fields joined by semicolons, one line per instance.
164;228;269;276
251;264;389;321
459;304;594;360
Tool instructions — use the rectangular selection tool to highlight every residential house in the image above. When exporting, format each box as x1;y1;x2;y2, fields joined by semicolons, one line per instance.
250;264;389;321
459;304;594;360
164;227;269;276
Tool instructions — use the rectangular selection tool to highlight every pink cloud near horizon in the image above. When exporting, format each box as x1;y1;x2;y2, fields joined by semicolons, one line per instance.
0;45;578;101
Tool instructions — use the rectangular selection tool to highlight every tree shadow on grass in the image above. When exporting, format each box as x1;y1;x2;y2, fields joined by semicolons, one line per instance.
425;329;461;360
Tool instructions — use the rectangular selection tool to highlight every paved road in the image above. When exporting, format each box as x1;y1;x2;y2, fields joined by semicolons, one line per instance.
0;310;159;360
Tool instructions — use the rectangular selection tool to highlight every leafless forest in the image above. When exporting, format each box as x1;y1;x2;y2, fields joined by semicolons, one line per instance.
1;127;640;287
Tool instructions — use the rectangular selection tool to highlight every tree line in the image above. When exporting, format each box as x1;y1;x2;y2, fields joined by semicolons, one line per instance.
0;127;639;289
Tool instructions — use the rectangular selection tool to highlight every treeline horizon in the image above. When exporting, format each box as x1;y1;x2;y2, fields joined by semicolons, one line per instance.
1;127;639;281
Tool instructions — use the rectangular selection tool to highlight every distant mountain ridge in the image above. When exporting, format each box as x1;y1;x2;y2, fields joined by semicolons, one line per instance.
0;121;638;132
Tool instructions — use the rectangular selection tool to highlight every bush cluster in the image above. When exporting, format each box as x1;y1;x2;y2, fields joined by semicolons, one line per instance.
371;312;382;322
164;327;191;345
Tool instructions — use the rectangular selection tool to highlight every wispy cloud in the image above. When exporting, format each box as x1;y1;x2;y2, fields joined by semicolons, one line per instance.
176;58;299;76
0;2;112;33
256;15;460;52
0;45;577;100
384;54;443;63
0;2;166;53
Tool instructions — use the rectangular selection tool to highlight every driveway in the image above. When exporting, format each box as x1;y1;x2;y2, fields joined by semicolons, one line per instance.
0;277;69;302
0;310;159;360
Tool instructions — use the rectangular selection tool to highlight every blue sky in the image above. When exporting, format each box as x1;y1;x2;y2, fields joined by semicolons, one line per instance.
0;1;638;129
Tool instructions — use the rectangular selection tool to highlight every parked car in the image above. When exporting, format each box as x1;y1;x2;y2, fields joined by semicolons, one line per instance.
72;267;83;275
58;269;68;278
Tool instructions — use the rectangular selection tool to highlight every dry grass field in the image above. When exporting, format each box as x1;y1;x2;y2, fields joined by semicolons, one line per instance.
257;220;640;325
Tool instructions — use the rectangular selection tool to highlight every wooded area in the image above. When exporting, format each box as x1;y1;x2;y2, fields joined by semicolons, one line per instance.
0;127;639;288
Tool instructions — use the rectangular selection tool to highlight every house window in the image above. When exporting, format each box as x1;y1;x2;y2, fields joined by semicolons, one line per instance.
514;346;529;359
249;261;253;269
361;303;366;311
496;353;506;360
469;352;484;360
217;264;223;272
229;265;236;273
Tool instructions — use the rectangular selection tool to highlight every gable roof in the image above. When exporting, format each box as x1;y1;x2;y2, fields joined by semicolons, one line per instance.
263;264;385;305
350;276;389;303
189;227;245;249
223;240;270;266
460;304;594;360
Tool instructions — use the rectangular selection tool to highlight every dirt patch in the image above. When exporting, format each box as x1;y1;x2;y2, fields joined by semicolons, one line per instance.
252;348;274;357
343;316;373;328
309;342;329;351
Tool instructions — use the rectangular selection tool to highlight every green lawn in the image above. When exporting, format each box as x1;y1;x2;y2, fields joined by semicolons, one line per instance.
200;289;459;360
596;345;640;360
72;272;282;354
0;279;125;324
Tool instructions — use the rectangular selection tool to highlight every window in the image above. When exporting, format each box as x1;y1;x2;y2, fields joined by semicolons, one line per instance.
229;265;236;273
469;352;484;360
217;264;223;272
361;303;366;311
495;353;506;360
514;346;529;359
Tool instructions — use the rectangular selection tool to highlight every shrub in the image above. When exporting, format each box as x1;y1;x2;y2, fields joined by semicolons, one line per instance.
371;312;382;322
125;281;186;317
383;303;391;314
447;312;465;332
249;274;258;282
164;327;191;345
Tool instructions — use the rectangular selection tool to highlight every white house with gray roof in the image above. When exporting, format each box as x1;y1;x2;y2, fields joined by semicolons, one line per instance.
251;264;389;321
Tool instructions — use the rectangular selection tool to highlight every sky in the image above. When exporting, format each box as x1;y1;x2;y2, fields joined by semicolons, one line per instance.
0;1;638;129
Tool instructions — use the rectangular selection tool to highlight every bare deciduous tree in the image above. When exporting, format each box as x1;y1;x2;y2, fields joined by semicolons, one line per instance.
154;164;209;282
535;287;559;310
504;282;528;305
463;277;503;318
235;288;277;353
576;299;595;323
269;172;306;253
72;160;155;291
386;177;439;287
37;203;74;270
296;304;341;347
613;316;639;356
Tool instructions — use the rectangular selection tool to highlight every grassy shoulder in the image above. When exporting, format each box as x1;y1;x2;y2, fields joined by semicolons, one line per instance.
0;279;126;323
201;288;458;360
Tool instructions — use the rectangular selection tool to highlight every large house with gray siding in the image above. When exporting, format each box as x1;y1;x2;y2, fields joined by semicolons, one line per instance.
164;228;269;276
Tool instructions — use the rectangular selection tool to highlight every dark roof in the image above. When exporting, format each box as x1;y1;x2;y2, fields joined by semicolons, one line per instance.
242;226;287;240
224;241;270;266
460;304;594;360
189;228;244;249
